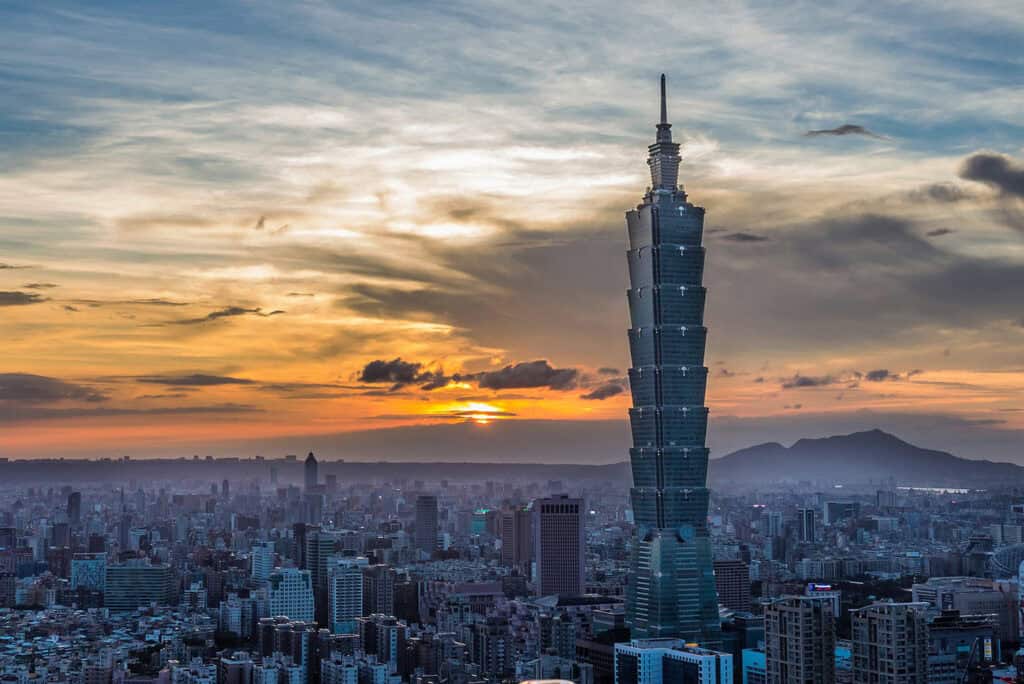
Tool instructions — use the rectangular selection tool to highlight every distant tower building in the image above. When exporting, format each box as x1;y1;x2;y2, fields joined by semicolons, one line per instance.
222;479;230;498
267;568;315;622
623;74;720;644
362;564;396;617
851;602;929;683
713;559;751;612
765;596;835;684
799;507;816;543
328;556;368;634
304;527;338;625
500;505;532;572
67;491;82;526
304;452;318;491
415;495;439;556
532;495;584;596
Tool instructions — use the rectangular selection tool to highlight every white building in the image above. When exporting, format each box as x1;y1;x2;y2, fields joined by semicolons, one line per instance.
328;556;368;634
267;568;315;623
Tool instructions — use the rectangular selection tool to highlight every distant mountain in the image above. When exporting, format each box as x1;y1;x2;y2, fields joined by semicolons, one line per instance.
709;428;1023;486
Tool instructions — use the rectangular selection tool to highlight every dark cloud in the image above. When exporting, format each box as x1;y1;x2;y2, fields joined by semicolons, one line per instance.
598;367;620;375
720;232;769;243
21;283;57;289
926;228;954;237
469;360;578;391
804;124;884;139
781;374;836;388
0;291;48;306
63;305;79;312
359;358;427;387
911;183;972;203
959;152;1024;197
864;369;892;381
136;373;256;386
581;382;625;400
173;306;284;325
72;298;190;307
286;292;315;297
135;393;189;400
0;373;108;403
0;263;29;269
0;403;261;423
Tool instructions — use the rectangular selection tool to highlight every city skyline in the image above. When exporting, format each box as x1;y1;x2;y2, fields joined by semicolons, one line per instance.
3;1;1024;461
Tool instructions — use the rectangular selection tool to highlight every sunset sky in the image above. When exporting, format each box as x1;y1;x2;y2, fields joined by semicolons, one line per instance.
2;1;1024;461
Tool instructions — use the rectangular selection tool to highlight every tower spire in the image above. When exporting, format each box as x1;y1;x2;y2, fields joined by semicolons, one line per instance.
660;73;668;125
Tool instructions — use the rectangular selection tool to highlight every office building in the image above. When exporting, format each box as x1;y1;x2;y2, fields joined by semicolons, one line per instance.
267;568;315;622
362;563;396;617
67;491;82;526
305;527;339;624
304;451;318;491
850;602;929;683
533;495;584;596
764;596;835;684
912;576;1019;642
70;552;107;592
713;560;750;612
798;507;815;543
251;541;275;581
927;610;999;683
624;75;720;644
740;649;765;684
823;501;860;526
105;560;176;612
614;639;733;684
415;495;439;556
328;556;368;634
500;505;532;571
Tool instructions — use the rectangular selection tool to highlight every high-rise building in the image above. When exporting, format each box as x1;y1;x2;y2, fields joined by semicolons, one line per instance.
70;552;107;592
764;596;835;684
328;556;368;635
67;491;82;526
912;576;1019;643
414;495;438;556
798;507;815;543
851;602;929;683
614;639;733;684
499;505;532;571
362;564;396;617
105;560;176;612
267;568;315;622
251;541;275;581
304;527;338;625
624;74;720;644
532;495;584;597
304;451;318;491
713;560;750;612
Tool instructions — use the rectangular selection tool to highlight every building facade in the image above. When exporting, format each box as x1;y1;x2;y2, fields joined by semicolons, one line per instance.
533;495;584;596
624;74;720;644
764;596;835;684
850;602;929;684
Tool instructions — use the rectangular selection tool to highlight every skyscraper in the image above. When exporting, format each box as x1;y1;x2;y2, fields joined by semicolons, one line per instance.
267;568;315;622
414;495;438;556
67;491;82;526
624;74;720;643
532;495;584;596
798;507;816;543
712;559;750;612
304;451;318;491
328;556;368;634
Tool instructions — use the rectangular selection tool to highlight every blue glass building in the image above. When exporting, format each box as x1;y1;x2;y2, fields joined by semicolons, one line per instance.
624;75;721;644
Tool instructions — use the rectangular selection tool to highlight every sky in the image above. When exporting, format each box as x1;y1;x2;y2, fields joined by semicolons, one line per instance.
1;0;1023;462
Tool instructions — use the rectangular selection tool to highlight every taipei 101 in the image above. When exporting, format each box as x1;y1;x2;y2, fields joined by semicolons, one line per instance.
2;3;1023;683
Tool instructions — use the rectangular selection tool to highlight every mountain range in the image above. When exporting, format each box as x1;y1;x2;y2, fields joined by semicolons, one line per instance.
709;428;1022;486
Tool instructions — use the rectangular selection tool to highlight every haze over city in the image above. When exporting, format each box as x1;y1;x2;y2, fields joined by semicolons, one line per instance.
3;1;1024;462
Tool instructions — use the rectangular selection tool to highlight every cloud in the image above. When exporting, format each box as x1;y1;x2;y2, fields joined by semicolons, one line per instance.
580;382;625;400
781;374;836;388
63;305;79;312
358;358;429;387
597;367;620;375
0;291;48;306
135;373;256;386
172;306;284;325
911;183;972;203
804;124;885;139
959;152;1024;198
864;369;893;381
0;373;108;403
0;263;29;270
0;403;262;423
21;282;57;289
469;360;578;391
926;228;954;237
720;232;769;243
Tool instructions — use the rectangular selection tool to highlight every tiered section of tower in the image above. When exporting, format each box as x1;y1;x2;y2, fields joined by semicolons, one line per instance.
624;75;721;644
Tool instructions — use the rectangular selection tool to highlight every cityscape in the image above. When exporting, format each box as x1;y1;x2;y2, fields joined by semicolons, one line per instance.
3;2;1024;684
